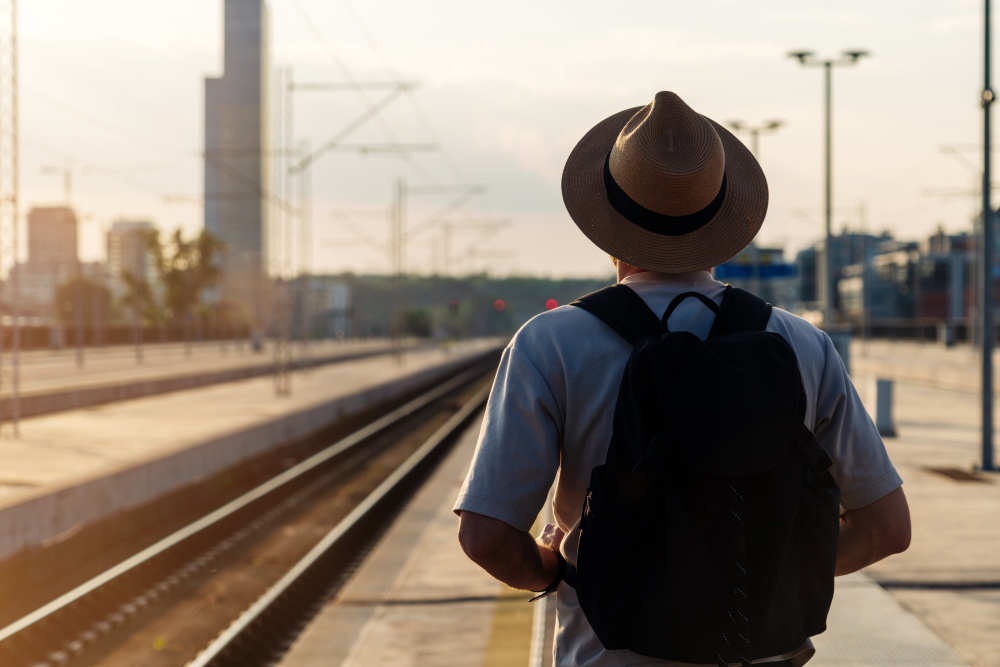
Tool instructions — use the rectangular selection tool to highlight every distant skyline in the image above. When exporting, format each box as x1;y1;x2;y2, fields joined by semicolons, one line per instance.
18;0;991;277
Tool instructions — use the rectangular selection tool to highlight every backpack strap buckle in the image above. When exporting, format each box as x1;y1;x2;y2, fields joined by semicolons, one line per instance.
632;437;669;483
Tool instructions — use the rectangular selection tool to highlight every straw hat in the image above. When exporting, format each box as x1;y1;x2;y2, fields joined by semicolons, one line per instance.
562;91;768;273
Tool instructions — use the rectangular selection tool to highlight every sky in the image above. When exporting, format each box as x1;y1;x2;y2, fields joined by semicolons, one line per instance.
16;0;993;278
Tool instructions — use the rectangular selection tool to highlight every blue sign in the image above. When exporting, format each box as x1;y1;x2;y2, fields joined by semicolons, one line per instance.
715;264;752;279
760;264;797;279
715;263;797;280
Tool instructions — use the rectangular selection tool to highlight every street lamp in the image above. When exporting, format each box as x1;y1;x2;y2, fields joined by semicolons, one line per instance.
981;0;995;471
788;49;870;327
728;120;785;160
727;120;785;296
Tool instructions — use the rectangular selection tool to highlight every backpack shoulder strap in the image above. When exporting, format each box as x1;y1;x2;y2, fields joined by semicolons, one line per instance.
707;285;773;338
569;284;660;346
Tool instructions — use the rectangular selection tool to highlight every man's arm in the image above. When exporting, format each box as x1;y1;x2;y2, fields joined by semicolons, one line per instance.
457;511;563;591
835;485;911;576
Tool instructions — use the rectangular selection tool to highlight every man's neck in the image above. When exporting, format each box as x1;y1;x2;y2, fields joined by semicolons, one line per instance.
616;262;714;284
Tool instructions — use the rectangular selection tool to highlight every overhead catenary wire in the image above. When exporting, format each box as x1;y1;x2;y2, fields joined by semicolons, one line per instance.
258;0;503;278
19;1;504;288
340;0;468;183
332;210;387;252
21;137;174;201
22;83;192;159
291;85;410;174
282;0;439;186
22;86;301;216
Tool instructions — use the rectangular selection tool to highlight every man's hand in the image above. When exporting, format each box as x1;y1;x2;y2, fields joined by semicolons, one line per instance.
457;511;564;592
836;485;911;576
537;522;565;553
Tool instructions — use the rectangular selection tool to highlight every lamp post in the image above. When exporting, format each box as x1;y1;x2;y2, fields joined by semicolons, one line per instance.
982;0;996;471
728;120;785;295
788;49;870;327
728;120;784;161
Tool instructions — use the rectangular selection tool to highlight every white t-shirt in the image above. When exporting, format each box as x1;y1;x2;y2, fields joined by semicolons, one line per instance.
454;272;902;667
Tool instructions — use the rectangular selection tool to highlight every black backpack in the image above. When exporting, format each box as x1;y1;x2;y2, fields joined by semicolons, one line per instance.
566;284;841;666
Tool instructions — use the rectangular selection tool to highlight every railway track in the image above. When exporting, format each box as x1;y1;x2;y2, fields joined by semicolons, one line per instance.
0;363;494;667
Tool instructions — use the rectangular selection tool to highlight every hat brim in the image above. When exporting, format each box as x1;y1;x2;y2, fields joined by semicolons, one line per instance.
561;107;769;273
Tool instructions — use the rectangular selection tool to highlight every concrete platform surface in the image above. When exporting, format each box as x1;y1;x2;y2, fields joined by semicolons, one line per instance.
2;339;404;397
855;375;1000;667
0;339;501;560
0;338;424;420
811;574;968;666
280;399;968;667
279;412;535;667
852;340;982;392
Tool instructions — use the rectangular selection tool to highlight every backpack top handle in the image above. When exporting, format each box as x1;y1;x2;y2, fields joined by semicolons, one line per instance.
659;291;730;335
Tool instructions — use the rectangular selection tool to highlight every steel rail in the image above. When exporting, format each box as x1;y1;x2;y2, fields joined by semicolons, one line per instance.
188;382;490;666
0;365;487;645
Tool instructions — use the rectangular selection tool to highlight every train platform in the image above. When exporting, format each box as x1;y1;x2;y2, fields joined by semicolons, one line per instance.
852;339;982;391
857;375;1000;666
279;409;539;667
0;339;502;561
278;376;985;667
0;338;416;419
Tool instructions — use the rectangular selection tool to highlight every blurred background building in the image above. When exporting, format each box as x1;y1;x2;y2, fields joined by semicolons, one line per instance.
204;0;270;330
106;220;156;300
13;206;79;315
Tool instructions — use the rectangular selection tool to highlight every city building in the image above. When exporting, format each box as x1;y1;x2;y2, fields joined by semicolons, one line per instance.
837;229;974;324
918;229;974;321
204;0;270;325
796;231;888;319
106;220;156;299
295;276;351;338
12;206;80;315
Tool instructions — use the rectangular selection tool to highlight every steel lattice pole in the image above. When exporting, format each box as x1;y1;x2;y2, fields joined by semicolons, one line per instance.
0;0;18;436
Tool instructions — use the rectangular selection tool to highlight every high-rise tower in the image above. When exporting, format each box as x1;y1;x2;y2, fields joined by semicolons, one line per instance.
204;0;269;323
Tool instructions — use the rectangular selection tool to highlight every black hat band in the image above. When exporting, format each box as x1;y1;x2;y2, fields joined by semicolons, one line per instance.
603;151;727;237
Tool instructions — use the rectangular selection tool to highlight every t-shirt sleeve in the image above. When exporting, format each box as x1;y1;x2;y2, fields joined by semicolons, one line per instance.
813;333;903;510
453;342;561;532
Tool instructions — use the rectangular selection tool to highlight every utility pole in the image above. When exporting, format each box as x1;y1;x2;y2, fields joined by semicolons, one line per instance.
859;202;872;351
132;288;143;363
789;49;870;327
74;259;83;367
728;120;784;296
274;66;293;397
297;138;312;368
0;0;18;436
982;0;996;471
390;177;406;350
278;74;427;375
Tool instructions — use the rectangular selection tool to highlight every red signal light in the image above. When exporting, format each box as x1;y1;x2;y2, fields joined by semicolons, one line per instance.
545;298;558;310
494;299;506;312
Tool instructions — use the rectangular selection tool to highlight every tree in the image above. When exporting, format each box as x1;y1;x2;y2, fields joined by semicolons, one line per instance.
144;228;225;324
119;269;157;324
54;276;113;324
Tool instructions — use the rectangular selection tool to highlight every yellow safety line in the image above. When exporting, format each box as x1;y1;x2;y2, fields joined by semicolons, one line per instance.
482;587;535;667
